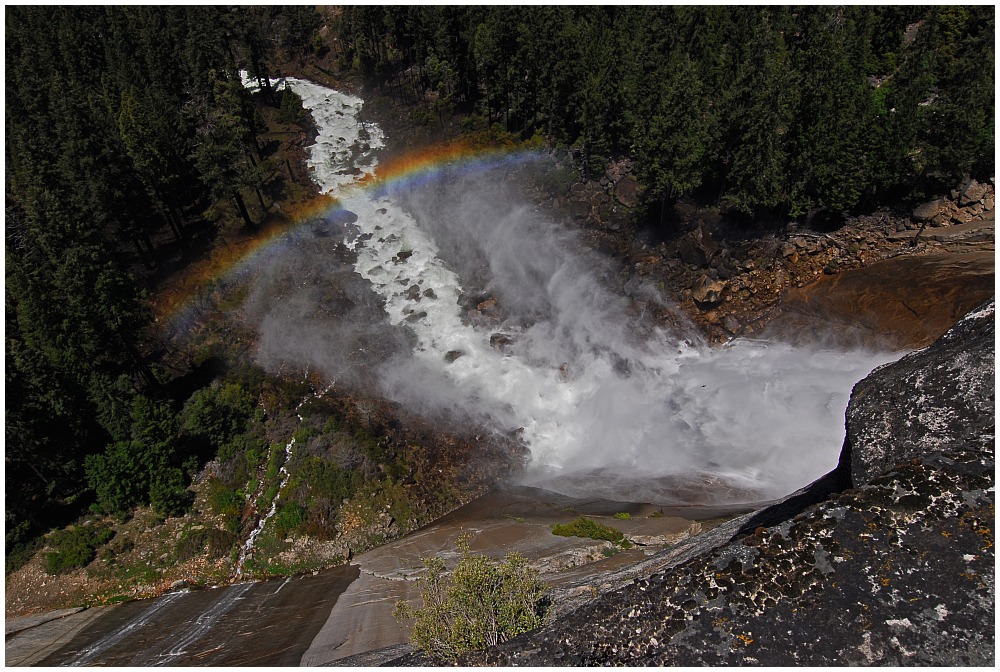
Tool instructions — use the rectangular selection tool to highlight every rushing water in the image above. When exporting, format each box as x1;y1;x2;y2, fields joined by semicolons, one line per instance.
244;74;899;504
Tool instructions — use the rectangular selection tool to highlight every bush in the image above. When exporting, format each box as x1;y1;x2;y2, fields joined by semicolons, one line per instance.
86;397;192;518
85;441;150;517
6;517;41;575
45;525;115;575
551;517;630;548
181;380;259;450
175;527;237;562
272;502;307;539
150;468;194;517
206;478;243;516
393;537;549;664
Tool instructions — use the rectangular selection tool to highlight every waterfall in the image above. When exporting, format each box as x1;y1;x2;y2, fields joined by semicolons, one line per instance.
243;74;900;504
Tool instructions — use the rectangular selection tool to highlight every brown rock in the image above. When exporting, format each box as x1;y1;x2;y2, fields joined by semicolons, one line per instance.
765;251;995;349
912;199;947;223
691;274;727;305
959;179;988;206
568;200;591;221
614;175;642;209
490;333;515;353
677;226;720;267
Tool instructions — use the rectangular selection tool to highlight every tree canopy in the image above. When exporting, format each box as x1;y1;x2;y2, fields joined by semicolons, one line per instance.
5;5;316;550
335;5;993;215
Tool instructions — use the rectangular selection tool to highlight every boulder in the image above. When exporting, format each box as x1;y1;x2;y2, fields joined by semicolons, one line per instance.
449;300;995;667
912;199;947;223
568;199;591;221
842;298;994;486
959;179;988;206
691;274;726;305
614;176;642;209
489;333;515;353
677;226;720;267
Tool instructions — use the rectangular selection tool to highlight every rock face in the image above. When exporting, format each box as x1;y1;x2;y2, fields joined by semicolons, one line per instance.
766;250;995;349
843;298;995;485
453;300;995;666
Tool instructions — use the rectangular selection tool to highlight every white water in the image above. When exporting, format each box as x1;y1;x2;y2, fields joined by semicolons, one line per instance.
69;592;184;666
245;75;899;504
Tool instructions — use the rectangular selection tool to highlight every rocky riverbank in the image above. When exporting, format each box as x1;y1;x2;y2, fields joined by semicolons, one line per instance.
516;159;995;348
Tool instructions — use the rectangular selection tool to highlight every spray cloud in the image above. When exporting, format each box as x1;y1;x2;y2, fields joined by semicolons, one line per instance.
242;76;898;505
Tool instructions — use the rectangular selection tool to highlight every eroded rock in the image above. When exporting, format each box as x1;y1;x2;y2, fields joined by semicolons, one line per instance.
912;199;948;223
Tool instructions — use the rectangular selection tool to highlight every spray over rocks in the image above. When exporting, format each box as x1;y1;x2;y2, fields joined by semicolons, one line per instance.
242;76;900;505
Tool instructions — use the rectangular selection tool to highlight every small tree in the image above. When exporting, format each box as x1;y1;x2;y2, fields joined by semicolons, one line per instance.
393;537;549;664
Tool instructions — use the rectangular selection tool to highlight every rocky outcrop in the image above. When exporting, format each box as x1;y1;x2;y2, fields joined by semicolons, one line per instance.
450;300;995;666
843;298;995;484
913;179;994;226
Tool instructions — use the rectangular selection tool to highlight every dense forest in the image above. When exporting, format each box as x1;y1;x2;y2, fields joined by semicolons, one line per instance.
337;5;993;216
5;6;994;569
5;5;321;561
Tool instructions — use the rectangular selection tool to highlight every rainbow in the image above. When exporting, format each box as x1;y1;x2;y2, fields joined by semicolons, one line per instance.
360;138;542;195
155;140;543;333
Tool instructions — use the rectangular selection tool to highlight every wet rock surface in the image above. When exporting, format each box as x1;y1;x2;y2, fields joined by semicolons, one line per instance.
398;300;995;666
764;250;995;349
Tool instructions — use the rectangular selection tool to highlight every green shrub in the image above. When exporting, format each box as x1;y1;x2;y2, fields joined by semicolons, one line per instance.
45;525;115;575
613;512;632;520
175;527;238;562
206;479;243;516
393;537;549;664
149;468;194;517
6;518;41;575
86;397;192;518
182;380;258;449
552;517;630;548
272;502;307;538
295;456;358;503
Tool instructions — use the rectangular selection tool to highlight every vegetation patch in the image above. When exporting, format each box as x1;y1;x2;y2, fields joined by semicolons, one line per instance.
552;517;631;548
394;537;549;664
175;526;238;562
45;524;116;575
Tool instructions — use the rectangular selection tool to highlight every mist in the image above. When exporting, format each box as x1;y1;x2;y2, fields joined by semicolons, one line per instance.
242;76;899;505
